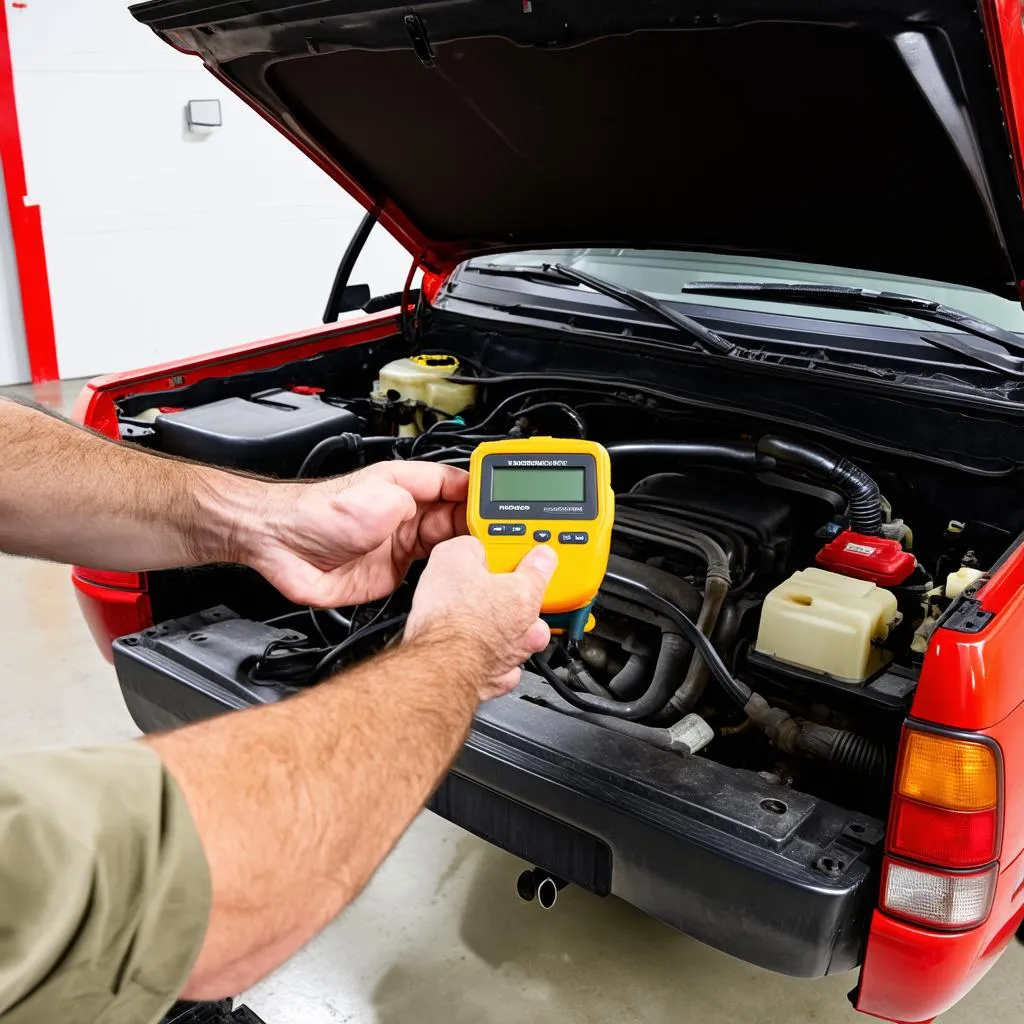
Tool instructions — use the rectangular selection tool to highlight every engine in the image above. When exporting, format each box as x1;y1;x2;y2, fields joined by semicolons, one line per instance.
129;354;1003;816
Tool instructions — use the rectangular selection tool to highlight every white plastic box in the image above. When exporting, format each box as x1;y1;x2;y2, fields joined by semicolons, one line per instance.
755;567;898;682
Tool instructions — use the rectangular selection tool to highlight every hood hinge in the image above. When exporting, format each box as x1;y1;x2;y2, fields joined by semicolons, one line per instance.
403;13;436;69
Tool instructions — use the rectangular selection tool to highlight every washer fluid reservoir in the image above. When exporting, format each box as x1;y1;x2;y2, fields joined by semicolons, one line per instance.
375;355;477;435
755;567;898;683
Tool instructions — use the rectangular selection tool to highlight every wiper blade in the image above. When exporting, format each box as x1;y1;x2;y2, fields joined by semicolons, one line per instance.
679;281;1024;357
472;262;735;355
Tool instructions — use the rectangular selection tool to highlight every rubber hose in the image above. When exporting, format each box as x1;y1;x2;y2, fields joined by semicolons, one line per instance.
797;722;888;782
613;522;730;581
603;555;698;703
636;633;690;713
608;653;652;699
531;570;752;718
607;442;775;473
517;676;692;753
298;433;360;478
561;660;615;698
617;495;747;570
756;435;883;535
743;694;887;781
615;509;732;583
538;632;690;721
297;434;395;479
604;571;746;710
708;598;741;656
604;555;703;618
655;575;731;720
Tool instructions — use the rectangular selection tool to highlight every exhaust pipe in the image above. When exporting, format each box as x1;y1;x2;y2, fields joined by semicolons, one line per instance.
537;875;562;910
516;868;568;908
516;869;538;903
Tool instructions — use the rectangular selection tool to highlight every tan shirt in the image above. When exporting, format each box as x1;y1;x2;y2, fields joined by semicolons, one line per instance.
0;744;211;1024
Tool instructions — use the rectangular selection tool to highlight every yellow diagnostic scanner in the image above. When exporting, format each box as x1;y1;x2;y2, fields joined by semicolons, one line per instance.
468;438;614;638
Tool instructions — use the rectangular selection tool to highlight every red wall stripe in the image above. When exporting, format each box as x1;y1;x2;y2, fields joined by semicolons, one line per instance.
0;1;58;383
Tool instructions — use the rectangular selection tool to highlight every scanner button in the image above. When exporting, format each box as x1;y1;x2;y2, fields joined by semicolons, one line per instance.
533;530;552;542
558;531;590;544
561;532;593;548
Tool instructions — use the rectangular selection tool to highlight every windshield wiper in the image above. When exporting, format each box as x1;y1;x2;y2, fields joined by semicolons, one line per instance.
678;281;1024;377
472;262;735;355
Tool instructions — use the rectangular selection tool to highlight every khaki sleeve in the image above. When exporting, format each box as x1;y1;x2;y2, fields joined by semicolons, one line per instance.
0;744;211;1024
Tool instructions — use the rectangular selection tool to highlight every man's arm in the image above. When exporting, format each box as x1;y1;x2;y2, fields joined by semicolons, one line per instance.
0;397;254;573
0;397;467;608
148;536;556;999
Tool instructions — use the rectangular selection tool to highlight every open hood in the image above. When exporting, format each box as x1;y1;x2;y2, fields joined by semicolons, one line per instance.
132;0;1024;299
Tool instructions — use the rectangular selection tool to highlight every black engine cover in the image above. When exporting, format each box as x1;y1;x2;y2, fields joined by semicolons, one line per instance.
155;389;361;476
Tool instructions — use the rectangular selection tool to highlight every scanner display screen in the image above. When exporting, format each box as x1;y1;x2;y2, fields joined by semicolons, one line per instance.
490;467;586;503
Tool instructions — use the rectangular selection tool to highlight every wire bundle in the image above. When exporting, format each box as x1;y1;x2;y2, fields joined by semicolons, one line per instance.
248;613;406;686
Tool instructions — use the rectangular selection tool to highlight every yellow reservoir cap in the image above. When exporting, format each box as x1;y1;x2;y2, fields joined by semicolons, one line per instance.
896;730;998;811
410;353;460;369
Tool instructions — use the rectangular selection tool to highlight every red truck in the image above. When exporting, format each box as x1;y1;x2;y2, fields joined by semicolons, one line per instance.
73;1;1024;1020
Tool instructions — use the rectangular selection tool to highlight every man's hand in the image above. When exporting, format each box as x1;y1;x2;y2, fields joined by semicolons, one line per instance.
233;462;469;608
405;536;557;699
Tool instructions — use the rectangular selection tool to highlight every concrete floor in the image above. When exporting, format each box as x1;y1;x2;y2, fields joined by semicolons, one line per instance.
2;380;1023;1023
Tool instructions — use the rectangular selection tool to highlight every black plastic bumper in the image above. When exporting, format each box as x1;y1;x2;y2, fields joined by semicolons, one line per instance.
114;611;884;979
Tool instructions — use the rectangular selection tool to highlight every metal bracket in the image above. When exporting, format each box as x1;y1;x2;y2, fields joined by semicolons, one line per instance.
940;595;994;634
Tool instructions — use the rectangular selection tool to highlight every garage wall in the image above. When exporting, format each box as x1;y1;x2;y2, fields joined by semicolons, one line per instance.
0;164;30;386
6;1;409;381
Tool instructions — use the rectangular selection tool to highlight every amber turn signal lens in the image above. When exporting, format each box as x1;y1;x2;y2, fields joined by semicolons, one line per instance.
896;731;998;812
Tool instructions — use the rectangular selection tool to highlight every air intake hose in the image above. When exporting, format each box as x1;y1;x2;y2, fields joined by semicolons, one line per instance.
743;694;887;782
756;435;883;535
606;437;883;535
796;721;888;783
606;441;774;472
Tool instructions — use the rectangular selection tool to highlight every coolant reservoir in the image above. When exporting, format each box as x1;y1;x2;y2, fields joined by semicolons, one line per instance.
945;566;985;599
755;567;898;683
376;354;477;434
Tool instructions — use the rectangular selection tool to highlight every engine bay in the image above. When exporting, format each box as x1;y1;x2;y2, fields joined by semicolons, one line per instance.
117;347;1017;819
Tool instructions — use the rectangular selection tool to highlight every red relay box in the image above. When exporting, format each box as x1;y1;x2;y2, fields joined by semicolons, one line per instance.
815;529;916;586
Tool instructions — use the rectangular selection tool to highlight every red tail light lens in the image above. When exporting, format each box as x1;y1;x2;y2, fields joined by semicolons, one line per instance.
889;796;998;869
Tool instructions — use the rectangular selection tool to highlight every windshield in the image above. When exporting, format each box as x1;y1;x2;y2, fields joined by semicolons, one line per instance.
467;249;1024;334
